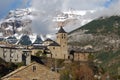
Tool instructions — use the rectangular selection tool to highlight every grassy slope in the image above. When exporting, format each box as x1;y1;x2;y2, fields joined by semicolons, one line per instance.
95;50;120;75
69;16;120;35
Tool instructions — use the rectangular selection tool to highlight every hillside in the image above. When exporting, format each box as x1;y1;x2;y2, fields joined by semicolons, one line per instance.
69;16;120;50
68;16;120;76
70;16;120;35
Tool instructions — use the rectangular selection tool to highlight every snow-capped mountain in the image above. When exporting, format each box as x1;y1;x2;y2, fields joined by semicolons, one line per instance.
0;8;96;45
0;8;33;37
53;9;95;32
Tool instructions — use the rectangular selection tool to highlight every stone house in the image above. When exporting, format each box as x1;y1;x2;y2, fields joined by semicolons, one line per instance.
1;62;60;80
69;50;90;62
31;45;50;56
0;45;31;65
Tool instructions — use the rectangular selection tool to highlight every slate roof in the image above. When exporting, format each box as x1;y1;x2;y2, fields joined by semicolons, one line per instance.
6;36;18;44
32;45;48;50
44;38;53;42
57;26;67;33
49;41;60;46
33;35;43;44
0;37;4;41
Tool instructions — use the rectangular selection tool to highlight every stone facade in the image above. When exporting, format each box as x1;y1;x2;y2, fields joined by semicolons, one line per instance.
1;62;60;80
56;28;68;59
69;50;89;61
47;27;68;59
48;45;60;58
0;46;31;65
73;52;89;61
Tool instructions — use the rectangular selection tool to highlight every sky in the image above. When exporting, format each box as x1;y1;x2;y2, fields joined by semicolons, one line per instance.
0;0;120;34
0;0;30;19
0;0;116;19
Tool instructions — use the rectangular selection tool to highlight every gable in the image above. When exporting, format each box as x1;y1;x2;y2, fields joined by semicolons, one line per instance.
1;62;60;80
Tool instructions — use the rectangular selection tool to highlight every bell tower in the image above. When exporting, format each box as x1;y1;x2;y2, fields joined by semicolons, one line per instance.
56;26;68;59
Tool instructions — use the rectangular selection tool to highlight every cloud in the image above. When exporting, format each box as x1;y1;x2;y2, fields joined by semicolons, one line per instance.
1;0;120;34
30;0;109;34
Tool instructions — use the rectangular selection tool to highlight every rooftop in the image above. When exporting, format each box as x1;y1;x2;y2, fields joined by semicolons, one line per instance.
49;41;60;46
44;38;53;42
57;26;67;33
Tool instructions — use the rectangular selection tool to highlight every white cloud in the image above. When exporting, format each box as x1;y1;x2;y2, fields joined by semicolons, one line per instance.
30;0;109;34
1;0;120;34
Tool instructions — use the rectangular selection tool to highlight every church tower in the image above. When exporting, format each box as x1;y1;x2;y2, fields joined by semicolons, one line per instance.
56;26;68;59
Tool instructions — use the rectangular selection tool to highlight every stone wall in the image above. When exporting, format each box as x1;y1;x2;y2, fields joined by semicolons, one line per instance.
1;62;60;80
73;52;89;61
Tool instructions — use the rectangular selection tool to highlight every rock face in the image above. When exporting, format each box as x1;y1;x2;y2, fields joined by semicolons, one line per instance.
68;16;120;52
0;8;33;37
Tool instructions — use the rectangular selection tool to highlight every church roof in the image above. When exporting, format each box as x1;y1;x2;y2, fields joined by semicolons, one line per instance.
57;26;67;33
49;41;60;46
44;38;53;42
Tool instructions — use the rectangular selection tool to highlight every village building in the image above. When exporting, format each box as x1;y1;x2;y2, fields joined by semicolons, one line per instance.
69;47;95;62
31;26;91;61
43;26;69;59
69;50;89;61
31;27;69;59
0;26;91;64
0;45;31;65
1;62;60;80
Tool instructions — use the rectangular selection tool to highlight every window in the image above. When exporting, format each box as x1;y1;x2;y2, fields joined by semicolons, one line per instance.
3;48;7;53
10;53;14;58
3;53;7;58
32;79;37;80
10;49;14;53
53;47;55;49
32;66;36;72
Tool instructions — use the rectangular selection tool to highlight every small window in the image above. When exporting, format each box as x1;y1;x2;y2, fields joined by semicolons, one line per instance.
32;66;36;72
10;49;14;53
3;48;7;52
10;53;14;58
53;47;55;49
3;53;7;58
